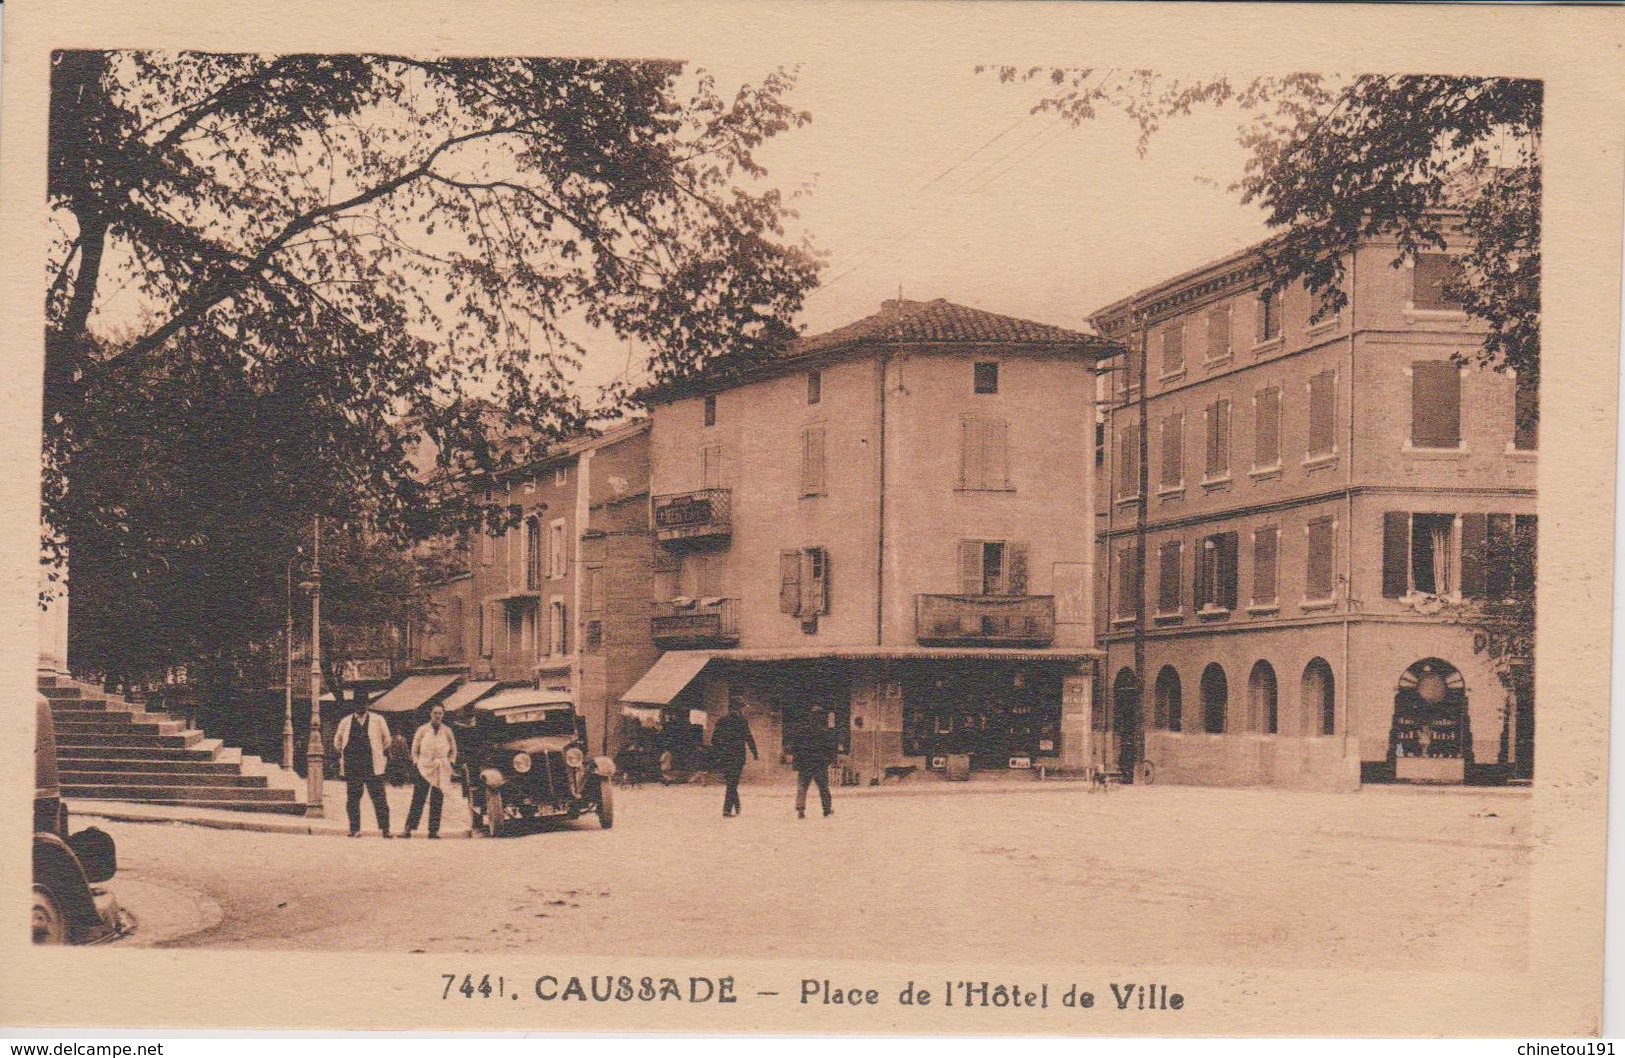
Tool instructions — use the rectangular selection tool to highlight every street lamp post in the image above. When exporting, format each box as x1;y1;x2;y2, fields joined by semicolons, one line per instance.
303;515;325;817
283;560;296;771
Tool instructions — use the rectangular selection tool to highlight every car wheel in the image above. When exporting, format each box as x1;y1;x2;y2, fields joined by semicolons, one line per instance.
485;790;504;838
597;781;614;829
32;884;67;945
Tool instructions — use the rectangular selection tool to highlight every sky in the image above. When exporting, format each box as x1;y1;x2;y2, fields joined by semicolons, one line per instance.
581;57;1274;396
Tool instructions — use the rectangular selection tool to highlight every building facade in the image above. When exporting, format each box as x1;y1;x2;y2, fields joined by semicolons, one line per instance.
1091;237;1536;789
408;420;656;755
625;298;1114;783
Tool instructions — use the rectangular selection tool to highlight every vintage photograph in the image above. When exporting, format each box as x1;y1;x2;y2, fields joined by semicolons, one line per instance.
7;0;1619;1039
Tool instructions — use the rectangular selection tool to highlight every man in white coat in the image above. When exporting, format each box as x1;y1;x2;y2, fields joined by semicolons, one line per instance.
333;694;393;837
402;703;458;838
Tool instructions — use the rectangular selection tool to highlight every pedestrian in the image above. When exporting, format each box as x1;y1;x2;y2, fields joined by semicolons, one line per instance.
402;703;458;838
712;700;759;817
788;705;835;819
333;693;392;838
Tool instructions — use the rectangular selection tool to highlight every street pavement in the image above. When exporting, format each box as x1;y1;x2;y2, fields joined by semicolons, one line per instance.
90;781;1530;971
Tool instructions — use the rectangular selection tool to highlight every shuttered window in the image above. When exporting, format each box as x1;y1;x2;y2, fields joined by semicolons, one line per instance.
1161;324;1184;375
1514;373;1538;451
1117;423;1140;499
801;425;827;496
1114;544;1142;619
1207;305;1231;361
1204;399;1231;479
1411;362;1462;448
1252;526;1279;605
1257;291;1281;342
1412;254;1465;310
1195;532;1238;612
1160;413;1184;489
1157;540;1183;615
1484;513;1538;600
961;416;1011;490
957;540;1027;595
1306;517;1336;600
703;395;717;427
801;548;830;616
1307;369;1337;456
779;551;802;614
700;444;724;488
1253;386;1281;469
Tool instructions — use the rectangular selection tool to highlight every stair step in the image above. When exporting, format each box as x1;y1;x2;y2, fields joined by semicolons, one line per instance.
58;745;221;762
58;757;248;775
39;686;87;700
60;770;271;789
61;784;299;803
69;796;311;816
56;719;187;736
55;731;205;750
51;708;176;726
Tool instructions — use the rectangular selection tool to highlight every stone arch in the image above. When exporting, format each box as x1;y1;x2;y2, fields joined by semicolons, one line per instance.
1302;657;1335;736
1200;663;1228;735
1247;660;1279;735
1153;665;1183;732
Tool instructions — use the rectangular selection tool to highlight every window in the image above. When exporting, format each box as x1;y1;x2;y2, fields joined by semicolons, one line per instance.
974;361;999;394
700;444;724;488
584;620;603;654
1194;532;1238;612
506;602;524;653
1160;324;1184;376
1159;413;1184;490
960;416;1011;491
1206;305;1232;361
652;548;681;601
1253;385;1281;469
1203;399;1231;480
1412;254;1465;311
1156;539;1183;615
548;519;567;579
1383;511;1528;600
550;598;568;655
958;540;1029;595
1410;361;1462;448
554;466;568;487
1252;526;1279;605
1200;663;1228;734
525;517;543;590
1153;666;1183;732
1307;369;1337;457
801;424;827;496
1248;660;1279;735
1514;373;1538;451
683;551;721;599
1305;516;1336;601
478;602;491;657
703;394;717;427
1113;544;1142;620
1116;424;1141;499
779;547;830;617
1257;290;1281;343
1485;514;1538;601
808;371;822;405
1094;418;1105;468
584;566;604;613
1303;658;1336;736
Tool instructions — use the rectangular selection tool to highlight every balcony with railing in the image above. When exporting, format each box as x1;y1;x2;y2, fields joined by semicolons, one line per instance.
915;594;1056;647
652;488;732;544
651;598;741;649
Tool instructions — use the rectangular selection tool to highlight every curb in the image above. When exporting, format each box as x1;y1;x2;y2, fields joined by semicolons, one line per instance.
76;807;477;839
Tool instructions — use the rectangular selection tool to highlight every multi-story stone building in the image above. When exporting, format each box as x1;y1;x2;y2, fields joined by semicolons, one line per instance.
406;419;656;755
622;298;1115;783
1090;235;1537;789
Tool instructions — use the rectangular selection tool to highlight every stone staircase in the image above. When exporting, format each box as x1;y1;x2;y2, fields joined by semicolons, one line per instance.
40;675;307;814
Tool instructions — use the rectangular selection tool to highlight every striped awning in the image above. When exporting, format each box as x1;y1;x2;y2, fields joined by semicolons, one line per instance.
367;673;462;714
441;680;499;713
620;651;713;705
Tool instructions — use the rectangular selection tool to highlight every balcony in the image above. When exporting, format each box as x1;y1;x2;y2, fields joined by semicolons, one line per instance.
651;598;741;649
652;488;732;544
915;594;1056;647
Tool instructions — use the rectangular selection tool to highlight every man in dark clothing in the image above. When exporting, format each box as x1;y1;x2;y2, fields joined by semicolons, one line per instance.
334;695;392;837
788;706;835;819
712;701;759;817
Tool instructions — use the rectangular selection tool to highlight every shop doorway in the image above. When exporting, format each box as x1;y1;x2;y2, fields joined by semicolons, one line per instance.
1389;658;1470;782
1112;667;1141;779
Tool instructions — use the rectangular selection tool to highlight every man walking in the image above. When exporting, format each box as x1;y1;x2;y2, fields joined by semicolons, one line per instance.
402;703;458;838
788;705;835;819
334;693;392;837
712;699;759;817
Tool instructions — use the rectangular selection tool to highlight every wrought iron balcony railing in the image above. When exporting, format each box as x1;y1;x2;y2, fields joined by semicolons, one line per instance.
915;594;1056;646
651;488;732;544
651;598;741;648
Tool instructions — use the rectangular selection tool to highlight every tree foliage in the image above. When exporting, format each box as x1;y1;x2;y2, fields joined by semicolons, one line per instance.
48;51;820;683
988;69;1541;387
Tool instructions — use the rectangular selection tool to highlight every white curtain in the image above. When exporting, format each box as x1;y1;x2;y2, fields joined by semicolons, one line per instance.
1430;524;1455;594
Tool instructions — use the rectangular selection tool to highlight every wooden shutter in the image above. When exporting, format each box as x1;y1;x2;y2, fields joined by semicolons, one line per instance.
779;551;802;614
802;547;829;616
1161;413;1183;488
1458;514;1488;598
1205;399;1231;478
1006;542;1029;596
1118;424;1140;498
1412;362;1461;447
1485;514;1513;599
1161;325;1184;375
1253;527;1278;604
1514;374;1538;450
1514;515;1538;596
1382;512;1410;597
1204;405;1219;478
1207;306;1230;360
1218;532;1239;610
985;419;1010;489
1307;518;1335;600
958;540;984;596
1194;537;1213;609
801;425;826;495
1116;545;1141;618
1412;254;1463;310
1255;387;1280;467
959;417;979;489
1158;540;1182;614
1308;370;1336;456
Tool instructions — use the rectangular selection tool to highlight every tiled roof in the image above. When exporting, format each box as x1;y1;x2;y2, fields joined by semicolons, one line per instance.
793;298;1102;355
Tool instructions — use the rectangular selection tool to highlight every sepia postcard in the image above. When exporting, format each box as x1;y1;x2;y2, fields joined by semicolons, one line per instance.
1;0;1621;1039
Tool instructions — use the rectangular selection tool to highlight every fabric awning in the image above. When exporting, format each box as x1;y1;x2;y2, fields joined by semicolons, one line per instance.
475;687;574;712
441;680;499;713
620;651;713;705
620;704;664;726
367;673;462;714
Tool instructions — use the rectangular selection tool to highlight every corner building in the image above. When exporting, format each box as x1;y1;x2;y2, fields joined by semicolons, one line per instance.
1091;236;1536;790
626;299;1115;782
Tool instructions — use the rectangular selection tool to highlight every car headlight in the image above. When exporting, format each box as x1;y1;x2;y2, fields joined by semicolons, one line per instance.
564;747;585;769
512;752;532;774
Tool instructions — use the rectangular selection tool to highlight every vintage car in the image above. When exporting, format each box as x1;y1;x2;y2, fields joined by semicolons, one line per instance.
456;688;615;837
34;693;124;944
